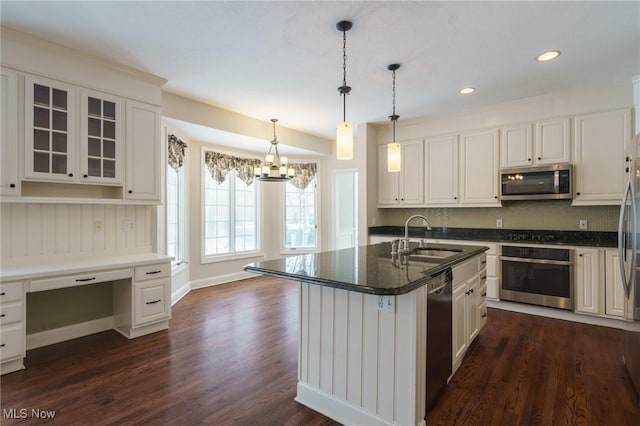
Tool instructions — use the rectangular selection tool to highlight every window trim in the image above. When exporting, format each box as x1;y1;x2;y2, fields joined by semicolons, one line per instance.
200;146;262;263
166;159;187;269
281;160;320;255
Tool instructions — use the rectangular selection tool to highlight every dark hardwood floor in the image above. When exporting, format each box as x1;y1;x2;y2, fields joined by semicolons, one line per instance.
2;276;639;425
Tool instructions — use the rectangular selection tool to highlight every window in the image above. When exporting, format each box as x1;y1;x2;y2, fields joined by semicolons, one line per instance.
203;169;258;259
284;175;318;251
166;163;186;265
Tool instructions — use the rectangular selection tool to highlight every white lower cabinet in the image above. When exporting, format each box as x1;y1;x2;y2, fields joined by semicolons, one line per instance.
575;248;604;315
0;281;25;375
134;279;171;327
605;249;625;317
452;255;485;373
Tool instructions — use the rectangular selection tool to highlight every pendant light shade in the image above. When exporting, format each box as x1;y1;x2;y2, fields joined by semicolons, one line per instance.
336;121;354;159
387;63;401;172
336;20;353;160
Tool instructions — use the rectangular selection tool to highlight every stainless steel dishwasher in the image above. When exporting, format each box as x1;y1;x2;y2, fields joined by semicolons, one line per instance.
425;267;453;413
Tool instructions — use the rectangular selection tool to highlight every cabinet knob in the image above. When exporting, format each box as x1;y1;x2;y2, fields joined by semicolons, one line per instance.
394;198;398;201
576;192;581;196
83;174;88;178
128;190;133;194
626;156;631;162
537;157;541;160
626;167;630;173
481;312;487;318
494;195;498;199
68;173;74;177
469;288;474;293
528;158;531;161
401;198;404;201
9;183;15;188
579;253;583;257
454;196;457;200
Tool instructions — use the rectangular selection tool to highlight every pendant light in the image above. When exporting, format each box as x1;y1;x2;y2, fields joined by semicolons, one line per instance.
336;20;353;160
387;63;401;172
254;119;295;182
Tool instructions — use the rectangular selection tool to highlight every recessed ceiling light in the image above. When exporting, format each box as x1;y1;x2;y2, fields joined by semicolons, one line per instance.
536;50;561;62
459;87;476;95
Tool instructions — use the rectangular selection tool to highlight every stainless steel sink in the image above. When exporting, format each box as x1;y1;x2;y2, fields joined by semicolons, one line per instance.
411;247;462;259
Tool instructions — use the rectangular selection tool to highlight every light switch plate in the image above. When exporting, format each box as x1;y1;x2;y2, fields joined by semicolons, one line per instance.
377;295;395;313
579;219;588;230
496;219;503;228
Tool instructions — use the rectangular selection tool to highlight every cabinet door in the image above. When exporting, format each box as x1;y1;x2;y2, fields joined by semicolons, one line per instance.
573;109;630;204
500;124;532;168
1;67;20;196
377;144;400;206
125;100;161;202
575;248;603;315
605;249;625;317
24;75;76;182
460;129;500;205
535;118;571;165
467;276;480;342
452;282;468;367
425;134;459;205
80;89;122;185
399;139;424;205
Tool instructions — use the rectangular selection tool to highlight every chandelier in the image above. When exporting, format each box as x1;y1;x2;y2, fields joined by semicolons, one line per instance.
254;118;294;182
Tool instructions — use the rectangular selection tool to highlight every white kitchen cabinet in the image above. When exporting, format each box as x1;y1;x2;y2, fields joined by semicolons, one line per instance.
24;74;76;182
79;89;123;185
125;100;162;202
459;128;500;206
377;139;424;207
575;248;603;315
425;134;459;205
500;123;533;168
534;118;571;165
452;255;485;373
573;109;631;205
0;67;20;197
0;281;25;375
605;248;625;318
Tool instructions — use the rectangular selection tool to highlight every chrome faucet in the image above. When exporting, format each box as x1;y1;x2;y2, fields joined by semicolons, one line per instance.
399;214;432;253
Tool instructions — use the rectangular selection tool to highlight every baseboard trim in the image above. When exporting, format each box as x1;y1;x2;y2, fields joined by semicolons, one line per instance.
295;382;405;426
190;271;255;290
171;281;190;306
26;316;115;350
488;300;625;329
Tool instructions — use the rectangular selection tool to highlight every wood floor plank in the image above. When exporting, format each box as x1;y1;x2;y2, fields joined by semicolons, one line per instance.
2;276;639;425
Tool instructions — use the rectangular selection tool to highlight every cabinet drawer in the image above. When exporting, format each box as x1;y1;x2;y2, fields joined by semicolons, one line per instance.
30;268;131;292
134;263;170;282
134;280;170;327
0;282;24;303
479;301;488;329
478;283;488;303
0;302;23;325
1;324;25;361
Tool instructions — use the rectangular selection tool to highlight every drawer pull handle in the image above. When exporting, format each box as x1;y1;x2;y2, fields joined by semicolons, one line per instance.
481;292;487;297
146;299;162;305
145;270;162;275
76;277;96;282
481;260;487;264
481;275;487;280
0;292;5;296
0;314;5;317
481;312;487;318
0;343;5;347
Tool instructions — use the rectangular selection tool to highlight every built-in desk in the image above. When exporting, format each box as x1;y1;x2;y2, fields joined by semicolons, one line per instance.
0;252;172;375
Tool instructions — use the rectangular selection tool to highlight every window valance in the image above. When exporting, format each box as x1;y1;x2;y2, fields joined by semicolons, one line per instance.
288;163;317;190
204;151;261;186
167;134;188;172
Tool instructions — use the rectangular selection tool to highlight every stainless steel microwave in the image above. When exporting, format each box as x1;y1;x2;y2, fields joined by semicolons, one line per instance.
500;164;573;201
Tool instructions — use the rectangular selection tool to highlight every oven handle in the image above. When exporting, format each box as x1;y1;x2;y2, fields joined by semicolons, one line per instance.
500;256;573;266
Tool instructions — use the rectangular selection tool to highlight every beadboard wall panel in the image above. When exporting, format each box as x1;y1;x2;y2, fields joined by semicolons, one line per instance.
1;203;151;259
298;282;427;425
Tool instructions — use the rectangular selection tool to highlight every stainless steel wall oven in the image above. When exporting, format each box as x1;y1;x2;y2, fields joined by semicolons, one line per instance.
500;245;575;310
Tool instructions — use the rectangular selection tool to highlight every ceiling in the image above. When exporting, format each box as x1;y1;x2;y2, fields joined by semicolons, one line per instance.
2;1;639;151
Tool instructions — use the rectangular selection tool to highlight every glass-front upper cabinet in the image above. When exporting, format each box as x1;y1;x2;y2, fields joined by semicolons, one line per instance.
24;75;76;182
80;89;122;184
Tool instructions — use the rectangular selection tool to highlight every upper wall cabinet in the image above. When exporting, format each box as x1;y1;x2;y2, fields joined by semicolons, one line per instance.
500;118;570;168
573;109;631;205
0;67;20;197
460;129;500;206
425;134;459;205
125;100;161;202
378;140;424;207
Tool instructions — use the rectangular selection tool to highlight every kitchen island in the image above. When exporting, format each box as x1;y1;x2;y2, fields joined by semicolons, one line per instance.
245;241;488;426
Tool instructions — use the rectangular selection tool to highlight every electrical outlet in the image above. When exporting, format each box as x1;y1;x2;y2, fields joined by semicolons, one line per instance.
496;219;503;229
94;221;103;232
377;295;395;313
123;221;135;232
579;219;588;230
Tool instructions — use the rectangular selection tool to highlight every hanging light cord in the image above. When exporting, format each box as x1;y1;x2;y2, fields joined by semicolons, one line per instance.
388;64;400;143
337;21;352;121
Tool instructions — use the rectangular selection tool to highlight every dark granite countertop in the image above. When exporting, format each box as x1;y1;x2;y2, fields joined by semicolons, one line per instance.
244;242;488;296
369;226;617;248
